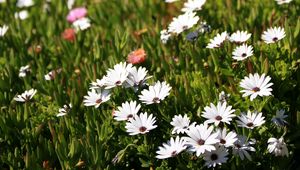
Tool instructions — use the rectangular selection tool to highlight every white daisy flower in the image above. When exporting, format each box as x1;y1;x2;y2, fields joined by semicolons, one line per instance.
165;0;179;3
14;89;37;102
170;114;195;134
184;123;219;156
15;10;29;20
18;65;31;77
271;109;288;126
125;112;157;135
113;101;141;121
267;137;289;157
181;0;206;12
138;81;171;105
229;30;251;44
124;66;152;91
275;0;292;5
44;69;62;81
57;104;72;117
204;145;228;168
218;91;230;104
89;78;106;90
156;136;187;159
232;44;253;61
83;89;111;108
240;73;273;101
261;26;285;44
236;111;265;129
160;29;171;44
72;17;91;31
202;102;236;126
103;62;133;89
168;12;199;34
0;25;8;37
216;128;237;148
16;0;34;8
233;135;256;161
206;31;228;49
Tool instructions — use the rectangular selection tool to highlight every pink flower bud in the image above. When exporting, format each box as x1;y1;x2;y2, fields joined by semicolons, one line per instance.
127;49;146;64
67;7;87;23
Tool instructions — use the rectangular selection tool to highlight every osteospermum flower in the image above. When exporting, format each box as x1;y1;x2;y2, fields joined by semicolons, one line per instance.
57;104;72;117
204;145;228;168
113;101;141;121
83;89;111;108
240;73;273;101
216;128;237;148
15;10;29;20
261;27;285;44
72;17;91;31
67;7;87;23
184;123;219;156
267;137;289;157
14;89;37;102
138;81;171;105
18;65;31;77
168;12;199;34
232;44;253;61
124;66;152;91
156;136;187;159
16;0;34;8
90;78;106;90
233;135;256;161
103;62;133;89
125;112;157;135
236;111;265;129
271;109;288;126
229;30;251;44
275;0;292;5
202;102;236;126
44;69;62;81
181;0;206;12
170;114;195;134
0;25;8;37
218;91;230;103
160;29;171;44
206;31;228;49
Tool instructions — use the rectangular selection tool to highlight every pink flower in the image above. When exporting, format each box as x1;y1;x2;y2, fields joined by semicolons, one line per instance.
127;49;147;64
67;7;87;23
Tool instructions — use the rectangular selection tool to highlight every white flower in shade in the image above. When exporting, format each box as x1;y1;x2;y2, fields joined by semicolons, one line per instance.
14;89;37;102
0;25;8;37
89;78;106;90
216;128;237;148
16;0;34;8
229;30;251;44
124;66;152;91
113;101;141;121
206;31;228;49
160;29;171;44
156;136;187;159
232;135;256;161
15;10;29;20
184;123;219;156
267;137;289;157
232;44;253;61
240;73;273;101
275;0;292;5
236;111;265;129
57;104;72;117
261;27;285;44
168;12;199;34
139;81;171;105
165;0;179;3
125;112;157;135
202;102;236;126
218;91;230;103
18;65;31;77
72;17;91;31
83;89;111;108
170;114;195;134
44;69;62;81
204;145;228;168
103;62;133;89
181;0;206;12
271;109;288;126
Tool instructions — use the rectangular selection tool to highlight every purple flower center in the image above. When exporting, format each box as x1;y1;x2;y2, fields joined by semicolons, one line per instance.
272;37;278;41
215;115;222;121
139;126;147;132
242;53;247;57
115;80;122;85
171;151;177;157
210;153;218;161
96;99;102;104
197;139;205;145
246;122;254;127
252;87;260;92
220;139;226;144
152;97;160;103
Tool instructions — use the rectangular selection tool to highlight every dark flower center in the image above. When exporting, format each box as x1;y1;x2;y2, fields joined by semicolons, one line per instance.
252;87;260;92
115;80;121;85
182;25;188;30
152;97;160;103
171;151;177;157
246;122;254;127
215;115;222;121
197;139;205;145
139;126;147;132
242;53;247;57
210;153;218;161
235;144;241;148
96;99;102;104
273;37;278;41
127;114;133;119
220;139;226;144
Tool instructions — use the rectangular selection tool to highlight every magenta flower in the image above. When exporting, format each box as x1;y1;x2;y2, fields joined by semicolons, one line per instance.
67;7;87;23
